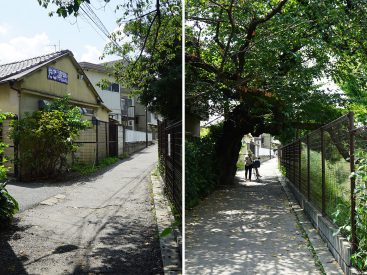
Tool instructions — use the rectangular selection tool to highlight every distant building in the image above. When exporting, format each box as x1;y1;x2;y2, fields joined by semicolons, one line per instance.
79;61;160;138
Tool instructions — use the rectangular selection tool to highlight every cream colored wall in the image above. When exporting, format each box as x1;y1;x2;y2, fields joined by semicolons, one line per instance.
20;92;109;122
21;56;98;105
96;107;109;122
20;93;41;116
0;84;19;114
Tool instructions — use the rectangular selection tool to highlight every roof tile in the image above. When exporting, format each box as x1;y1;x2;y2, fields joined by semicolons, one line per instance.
0;50;71;82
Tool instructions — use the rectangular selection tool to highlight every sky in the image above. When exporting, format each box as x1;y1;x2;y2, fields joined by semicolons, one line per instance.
0;0;123;64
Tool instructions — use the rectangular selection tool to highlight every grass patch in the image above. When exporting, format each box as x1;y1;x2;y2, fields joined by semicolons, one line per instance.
71;156;120;176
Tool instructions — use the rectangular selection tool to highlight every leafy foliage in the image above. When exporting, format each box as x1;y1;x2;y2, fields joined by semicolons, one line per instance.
185;123;223;208
10;97;89;180
350;150;367;271
0;113;19;225
185;0;367;144
0;182;19;224
38;0;182;120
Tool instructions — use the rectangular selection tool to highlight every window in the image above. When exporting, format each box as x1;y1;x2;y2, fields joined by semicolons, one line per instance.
121;99;126;110
79;107;94;115
107;83;119;93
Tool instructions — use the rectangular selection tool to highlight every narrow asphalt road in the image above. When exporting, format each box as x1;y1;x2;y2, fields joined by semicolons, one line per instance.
186;158;324;275
0;145;163;275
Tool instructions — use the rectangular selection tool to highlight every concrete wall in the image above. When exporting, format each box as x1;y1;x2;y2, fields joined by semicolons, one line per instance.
125;129;152;142
124;141;153;156
0;84;19;114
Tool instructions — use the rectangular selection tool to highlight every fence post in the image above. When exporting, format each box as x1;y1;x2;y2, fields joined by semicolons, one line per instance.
105;122;108;157
349;112;357;253
307;134;310;201
96;120;99;165
293;142;296;185
321;127;326;216
298;139;301;190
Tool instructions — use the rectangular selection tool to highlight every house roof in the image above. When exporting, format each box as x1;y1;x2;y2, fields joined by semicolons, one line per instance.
0;50;70;83
0;50;112;111
79;59;126;73
79;61;109;73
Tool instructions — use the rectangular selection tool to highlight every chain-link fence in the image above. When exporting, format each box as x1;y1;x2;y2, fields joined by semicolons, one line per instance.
279;112;357;252
158;120;182;222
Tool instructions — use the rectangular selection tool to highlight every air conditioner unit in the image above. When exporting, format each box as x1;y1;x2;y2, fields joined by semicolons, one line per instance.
128;120;134;126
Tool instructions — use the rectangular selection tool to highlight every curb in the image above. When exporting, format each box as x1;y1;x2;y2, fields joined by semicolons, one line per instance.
151;171;182;274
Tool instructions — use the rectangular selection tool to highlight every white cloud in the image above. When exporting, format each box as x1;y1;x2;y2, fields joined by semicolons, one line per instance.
79;45;103;63
0;24;8;35
0;33;53;64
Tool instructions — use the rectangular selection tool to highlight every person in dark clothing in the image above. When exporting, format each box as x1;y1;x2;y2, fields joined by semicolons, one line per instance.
253;157;261;179
245;154;253;181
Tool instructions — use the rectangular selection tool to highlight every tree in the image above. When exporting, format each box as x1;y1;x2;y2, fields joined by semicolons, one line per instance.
10;97;89;180
38;0;182;120
186;0;364;185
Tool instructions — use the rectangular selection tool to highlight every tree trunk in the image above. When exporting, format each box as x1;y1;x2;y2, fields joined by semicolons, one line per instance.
215;105;254;185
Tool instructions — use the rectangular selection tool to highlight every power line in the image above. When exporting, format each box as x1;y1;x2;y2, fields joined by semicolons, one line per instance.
79;2;123;51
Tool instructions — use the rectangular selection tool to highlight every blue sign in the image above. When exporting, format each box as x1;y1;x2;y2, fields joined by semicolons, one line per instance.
47;66;68;84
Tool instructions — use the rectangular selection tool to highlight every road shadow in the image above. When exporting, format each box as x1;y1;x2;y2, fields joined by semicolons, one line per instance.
0;219;31;275
71;214;163;275
186;174;319;274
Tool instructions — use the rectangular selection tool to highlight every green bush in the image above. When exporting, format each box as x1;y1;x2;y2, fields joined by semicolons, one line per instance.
10;96;89;180
350;150;367;271
186;124;222;209
0;182;19;225
0;112;19;225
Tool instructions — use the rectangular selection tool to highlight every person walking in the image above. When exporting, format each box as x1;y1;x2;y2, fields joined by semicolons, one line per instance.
253;157;262;179
245;154;253;181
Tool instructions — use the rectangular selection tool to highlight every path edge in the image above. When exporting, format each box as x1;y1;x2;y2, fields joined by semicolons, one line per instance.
151;170;182;274
276;169;347;275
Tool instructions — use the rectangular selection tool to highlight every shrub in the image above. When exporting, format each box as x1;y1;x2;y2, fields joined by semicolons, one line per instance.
10;96;89;180
185;124;222;208
0;182;19;225
0;113;19;225
350;150;367;271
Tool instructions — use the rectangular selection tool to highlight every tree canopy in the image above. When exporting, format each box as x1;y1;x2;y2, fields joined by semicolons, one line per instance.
186;0;367;184
186;0;367;142
38;0;182;120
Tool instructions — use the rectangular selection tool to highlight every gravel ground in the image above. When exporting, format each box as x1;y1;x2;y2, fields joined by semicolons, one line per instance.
0;145;163;275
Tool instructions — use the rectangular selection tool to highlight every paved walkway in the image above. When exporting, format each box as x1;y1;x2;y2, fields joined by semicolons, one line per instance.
0;145;163;275
185;158;336;275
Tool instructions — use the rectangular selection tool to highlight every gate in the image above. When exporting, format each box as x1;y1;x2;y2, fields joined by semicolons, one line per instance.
109;122;118;157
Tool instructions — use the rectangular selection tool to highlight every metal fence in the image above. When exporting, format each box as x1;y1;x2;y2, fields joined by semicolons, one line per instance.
279;112;360;252
73;119;111;164
158;120;182;221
